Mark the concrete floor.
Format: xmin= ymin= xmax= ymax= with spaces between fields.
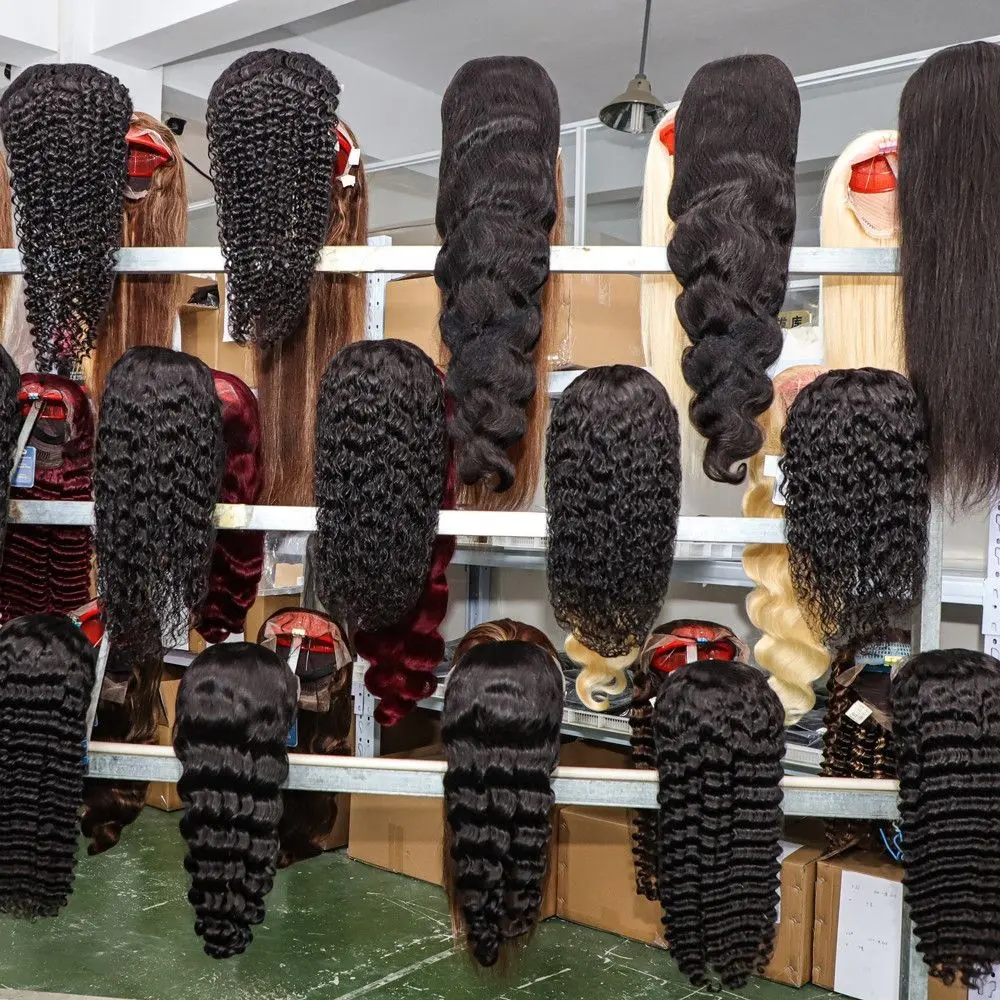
xmin=0 ymin=810 xmax=841 ymax=1000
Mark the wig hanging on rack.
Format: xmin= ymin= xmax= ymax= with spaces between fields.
xmin=821 ymin=131 xmax=904 ymax=373
xmin=0 ymin=345 xmax=18 ymax=550
xmin=546 ymin=365 xmax=681 ymax=710
xmin=741 ymin=365 xmax=830 ymax=722
xmin=0 ymin=149 xmax=18 ymax=360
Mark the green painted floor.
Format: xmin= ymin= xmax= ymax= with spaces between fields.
xmin=0 ymin=809 xmax=841 ymax=1000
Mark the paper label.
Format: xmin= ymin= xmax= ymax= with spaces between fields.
xmin=834 ymin=871 xmax=902 ymax=1000
xmin=846 ymin=701 xmax=874 ymax=726
xmin=969 ymin=964 xmax=1000 ymax=998
xmin=12 ymin=445 xmax=35 ymax=488
xmin=762 ymin=453 xmax=786 ymax=506
xmin=774 ymin=840 xmax=802 ymax=924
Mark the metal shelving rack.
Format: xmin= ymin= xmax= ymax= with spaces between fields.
xmin=5 ymin=244 xmax=937 ymax=1000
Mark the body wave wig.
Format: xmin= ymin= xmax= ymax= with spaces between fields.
xmin=0 ymin=614 xmax=95 ymax=918
xmin=314 ymin=339 xmax=448 ymax=634
xmin=174 ymin=642 xmax=297 ymax=958
xmin=0 ymin=345 xmax=18 ymax=547
xmin=821 ymin=131 xmax=904 ymax=372
xmin=0 ymin=63 xmax=131 ymax=374
xmin=655 ymin=660 xmax=784 ymax=990
xmin=435 ymin=56 xmax=560 ymax=498
xmin=443 ymin=619 xmax=564 ymax=967
xmin=667 ymin=55 xmax=799 ymax=484
xmin=256 ymin=121 xmax=368 ymax=506
xmin=207 ymin=49 xmax=340 ymax=347
xmin=742 ymin=365 xmax=830 ymax=722
xmin=546 ymin=365 xmax=680 ymax=709
xmin=893 ymin=649 xmax=1000 ymax=989
xmin=898 ymin=41 xmax=1000 ymax=503
xmin=780 ymin=368 xmax=929 ymax=648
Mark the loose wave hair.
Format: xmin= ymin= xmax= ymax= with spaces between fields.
xmin=0 ymin=613 xmax=96 ymax=918
xmin=780 ymin=367 xmax=930 ymax=648
xmin=207 ymin=49 xmax=340 ymax=347
xmin=174 ymin=642 xmax=297 ymax=958
xmin=314 ymin=339 xmax=448 ymax=631
xmin=443 ymin=619 xmax=564 ymax=967
xmin=667 ymin=54 xmax=799 ymax=484
xmin=898 ymin=41 xmax=1000 ymax=504
xmin=0 ymin=345 xmax=18 ymax=547
xmin=654 ymin=660 xmax=784 ymax=990
xmin=435 ymin=56 xmax=560 ymax=494
xmin=0 ymin=63 xmax=132 ymax=374
xmin=893 ymin=649 xmax=1000 ymax=989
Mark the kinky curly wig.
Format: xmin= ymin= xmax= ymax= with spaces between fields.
xmin=174 ymin=642 xmax=297 ymax=958
xmin=654 ymin=660 xmax=785 ymax=990
xmin=899 ymin=41 xmax=1000 ymax=504
xmin=780 ymin=367 xmax=930 ymax=648
xmin=207 ymin=49 xmax=340 ymax=347
xmin=667 ymin=54 xmax=799 ymax=484
xmin=892 ymin=649 xmax=1000 ymax=989
xmin=443 ymin=619 xmax=564 ymax=967
xmin=0 ymin=614 xmax=96 ymax=918
xmin=435 ymin=56 xmax=560 ymax=494
xmin=0 ymin=63 xmax=132 ymax=374
xmin=314 ymin=339 xmax=448 ymax=631
xmin=546 ymin=365 xmax=680 ymax=707
xmin=0 ymin=345 xmax=18 ymax=546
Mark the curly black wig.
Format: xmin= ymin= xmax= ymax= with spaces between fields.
xmin=779 ymin=367 xmax=930 ymax=649
xmin=893 ymin=649 xmax=1000 ymax=989
xmin=174 ymin=641 xmax=297 ymax=958
xmin=667 ymin=54 xmax=799 ymax=484
xmin=314 ymin=339 xmax=448 ymax=631
xmin=443 ymin=620 xmax=564 ymax=967
xmin=0 ymin=63 xmax=132 ymax=374
xmin=207 ymin=49 xmax=340 ymax=347
xmin=654 ymin=659 xmax=784 ymax=990
xmin=0 ymin=613 xmax=96 ymax=918
xmin=899 ymin=41 xmax=1000 ymax=504
xmin=435 ymin=56 xmax=560 ymax=492
xmin=546 ymin=365 xmax=681 ymax=658
xmin=0 ymin=344 xmax=19 ymax=546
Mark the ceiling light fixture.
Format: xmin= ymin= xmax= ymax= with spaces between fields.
xmin=599 ymin=0 xmax=666 ymax=136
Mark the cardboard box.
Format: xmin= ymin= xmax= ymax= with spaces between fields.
xmin=179 ymin=273 xmax=256 ymax=388
xmin=813 ymin=851 xmax=964 ymax=1000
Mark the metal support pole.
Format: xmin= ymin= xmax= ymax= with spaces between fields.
xmin=466 ymin=564 xmax=494 ymax=630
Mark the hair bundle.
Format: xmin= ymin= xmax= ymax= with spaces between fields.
xmin=667 ymin=54 xmax=799 ymax=484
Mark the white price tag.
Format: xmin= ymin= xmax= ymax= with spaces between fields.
xmin=762 ymin=453 xmax=787 ymax=506
xmin=845 ymin=700 xmax=873 ymax=726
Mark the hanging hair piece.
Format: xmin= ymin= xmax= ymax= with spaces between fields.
xmin=174 ymin=642 xmax=297 ymax=958
xmin=667 ymin=54 xmax=799 ymax=484
xmin=207 ymin=49 xmax=340 ymax=347
xmin=546 ymin=365 xmax=681 ymax=709
xmin=0 ymin=345 xmax=18 ymax=547
xmin=0 ymin=63 xmax=132 ymax=374
xmin=0 ymin=150 xmax=16 ymax=347
xmin=655 ymin=660 xmax=785 ymax=990
xmin=443 ymin=619 xmax=564 ymax=967
xmin=780 ymin=367 xmax=929 ymax=648
xmin=893 ymin=649 xmax=1000 ymax=989
xmin=435 ymin=56 xmax=560 ymax=495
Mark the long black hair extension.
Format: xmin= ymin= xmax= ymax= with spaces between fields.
xmin=442 ymin=619 xmax=564 ymax=967
xmin=898 ymin=41 xmax=1000 ymax=504
xmin=893 ymin=649 xmax=1000 ymax=989
xmin=314 ymin=339 xmax=447 ymax=631
xmin=435 ymin=56 xmax=560 ymax=492
xmin=174 ymin=641 xmax=297 ymax=958
xmin=654 ymin=659 xmax=784 ymax=990
xmin=0 ymin=63 xmax=132 ymax=374
xmin=0 ymin=613 xmax=96 ymax=918
xmin=780 ymin=367 xmax=930 ymax=648
xmin=667 ymin=54 xmax=799 ymax=484
xmin=0 ymin=345 xmax=19 ymax=546
xmin=207 ymin=49 xmax=340 ymax=347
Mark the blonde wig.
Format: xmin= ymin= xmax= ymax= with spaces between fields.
xmin=567 ymin=634 xmax=637 ymax=711
xmin=742 ymin=365 xmax=830 ymax=723
xmin=0 ymin=151 xmax=15 ymax=351
xmin=820 ymin=130 xmax=904 ymax=373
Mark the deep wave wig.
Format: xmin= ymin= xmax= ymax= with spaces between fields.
xmin=780 ymin=367 xmax=930 ymax=648
xmin=314 ymin=339 xmax=448 ymax=631
xmin=0 ymin=345 xmax=18 ymax=547
xmin=174 ymin=642 xmax=297 ymax=958
xmin=443 ymin=619 xmax=564 ymax=967
xmin=667 ymin=54 xmax=799 ymax=484
xmin=899 ymin=41 xmax=1000 ymax=504
xmin=0 ymin=613 xmax=95 ymax=918
xmin=435 ymin=56 xmax=560 ymax=493
xmin=0 ymin=63 xmax=132 ymax=374
xmin=893 ymin=649 xmax=1000 ymax=989
xmin=207 ymin=49 xmax=340 ymax=347
xmin=654 ymin=660 xmax=784 ymax=990
xmin=546 ymin=365 xmax=680 ymax=671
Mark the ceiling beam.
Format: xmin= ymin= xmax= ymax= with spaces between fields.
xmin=0 ymin=0 xmax=58 ymax=65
